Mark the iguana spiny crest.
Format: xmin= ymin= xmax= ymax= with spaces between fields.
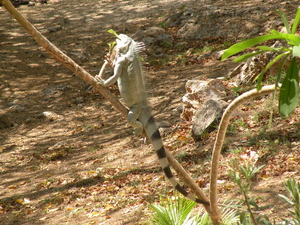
xmin=96 ymin=34 xmax=209 ymax=205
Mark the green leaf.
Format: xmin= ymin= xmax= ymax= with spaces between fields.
xmin=269 ymin=30 xmax=300 ymax=44
xmin=249 ymin=198 xmax=259 ymax=209
xmin=293 ymin=45 xmax=300 ymax=57
xmin=292 ymin=6 xmax=300 ymax=34
xmin=257 ymin=46 xmax=291 ymax=53
xmin=277 ymin=10 xmax=292 ymax=34
xmin=258 ymin=216 xmax=272 ymax=225
xmin=107 ymin=41 xmax=116 ymax=51
xmin=255 ymin=52 xmax=290 ymax=90
xmin=278 ymin=194 xmax=294 ymax=205
xmin=150 ymin=197 xmax=199 ymax=225
xmin=275 ymin=54 xmax=290 ymax=87
xmin=252 ymin=165 xmax=265 ymax=175
xmin=221 ymin=34 xmax=284 ymax=60
xmin=107 ymin=29 xmax=119 ymax=38
xmin=256 ymin=46 xmax=278 ymax=51
xmin=279 ymin=57 xmax=299 ymax=116
xmin=233 ymin=50 xmax=265 ymax=63
xmin=221 ymin=206 xmax=240 ymax=224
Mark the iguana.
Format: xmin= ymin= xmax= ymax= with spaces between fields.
xmin=96 ymin=34 xmax=209 ymax=205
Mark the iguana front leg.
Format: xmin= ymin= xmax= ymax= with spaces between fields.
xmin=95 ymin=60 xmax=109 ymax=82
xmin=96 ymin=46 xmax=117 ymax=81
xmin=96 ymin=57 xmax=123 ymax=86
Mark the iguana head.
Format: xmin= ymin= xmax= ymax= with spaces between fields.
xmin=116 ymin=34 xmax=132 ymax=53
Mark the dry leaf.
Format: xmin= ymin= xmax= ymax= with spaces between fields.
xmin=15 ymin=199 xmax=23 ymax=204
xmin=8 ymin=185 xmax=17 ymax=190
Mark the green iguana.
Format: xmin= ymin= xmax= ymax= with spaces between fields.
xmin=96 ymin=34 xmax=209 ymax=205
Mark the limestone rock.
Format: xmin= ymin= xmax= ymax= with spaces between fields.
xmin=181 ymin=79 xmax=235 ymax=141
xmin=191 ymin=98 xmax=228 ymax=141
xmin=36 ymin=111 xmax=62 ymax=121
xmin=181 ymin=79 xmax=230 ymax=121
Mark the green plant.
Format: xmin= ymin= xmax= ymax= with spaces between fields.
xmin=278 ymin=178 xmax=300 ymax=224
xmin=194 ymin=46 xmax=215 ymax=55
xmin=149 ymin=196 xmax=240 ymax=225
xmin=161 ymin=41 xmax=173 ymax=49
xmin=176 ymin=153 xmax=188 ymax=163
xmin=231 ymin=86 xmax=253 ymax=96
xmin=222 ymin=8 xmax=300 ymax=117
xmin=228 ymin=163 xmax=266 ymax=225
xmin=159 ymin=22 xmax=167 ymax=28
xmin=150 ymin=196 xmax=200 ymax=225
xmin=107 ymin=29 xmax=119 ymax=51
xmin=226 ymin=117 xmax=247 ymax=136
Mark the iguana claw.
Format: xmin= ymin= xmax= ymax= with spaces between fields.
xmin=95 ymin=76 xmax=105 ymax=85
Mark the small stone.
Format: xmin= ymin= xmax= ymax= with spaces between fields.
xmin=213 ymin=50 xmax=226 ymax=60
xmin=74 ymin=97 xmax=84 ymax=104
xmin=142 ymin=26 xmax=166 ymax=38
xmin=0 ymin=114 xmax=13 ymax=129
xmin=9 ymin=104 xmax=25 ymax=113
xmin=25 ymin=117 xmax=34 ymax=123
xmin=36 ymin=111 xmax=61 ymax=121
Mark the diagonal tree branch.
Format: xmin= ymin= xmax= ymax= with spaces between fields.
xmin=0 ymin=0 xmax=211 ymax=213
xmin=0 ymin=0 xmax=128 ymax=118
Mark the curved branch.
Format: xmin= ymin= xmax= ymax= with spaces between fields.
xmin=209 ymin=85 xmax=276 ymax=222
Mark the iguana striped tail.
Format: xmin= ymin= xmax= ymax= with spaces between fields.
xmin=139 ymin=110 xmax=210 ymax=205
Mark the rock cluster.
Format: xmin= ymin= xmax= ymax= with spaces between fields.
xmin=181 ymin=79 xmax=235 ymax=141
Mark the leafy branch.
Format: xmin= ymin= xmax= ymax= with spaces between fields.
xmin=222 ymin=8 xmax=300 ymax=117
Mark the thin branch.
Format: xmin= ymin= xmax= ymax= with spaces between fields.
xmin=165 ymin=150 xmax=212 ymax=215
xmin=209 ymin=85 xmax=276 ymax=223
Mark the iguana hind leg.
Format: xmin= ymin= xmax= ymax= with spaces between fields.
xmin=128 ymin=105 xmax=143 ymax=136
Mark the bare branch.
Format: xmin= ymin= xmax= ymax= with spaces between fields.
xmin=209 ymin=85 xmax=276 ymax=223
xmin=165 ymin=150 xmax=212 ymax=214
xmin=0 ymin=0 xmax=210 ymax=213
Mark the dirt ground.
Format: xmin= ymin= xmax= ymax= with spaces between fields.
xmin=1 ymin=0 xmax=300 ymax=224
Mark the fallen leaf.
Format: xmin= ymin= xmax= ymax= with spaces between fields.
xmin=29 ymin=166 xmax=37 ymax=171
xmin=104 ymin=204 xmax=114 ymax=210
xmin=49 ymin=208 xmax=59 ymax=212
xmin=39 ymin=217 xmax=47 ymax=221
xmin=88 ymin=170 xmax=97 ymax=176
xmin=15 ymin=199 xmax=23 ymax=204
xmin=87 ymin=211 xmax=100 ymax=218
xmin=8 ymin=185 xmax=17 ymax=190
xmin=26 ymin=210 xmax=33 ymax=214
